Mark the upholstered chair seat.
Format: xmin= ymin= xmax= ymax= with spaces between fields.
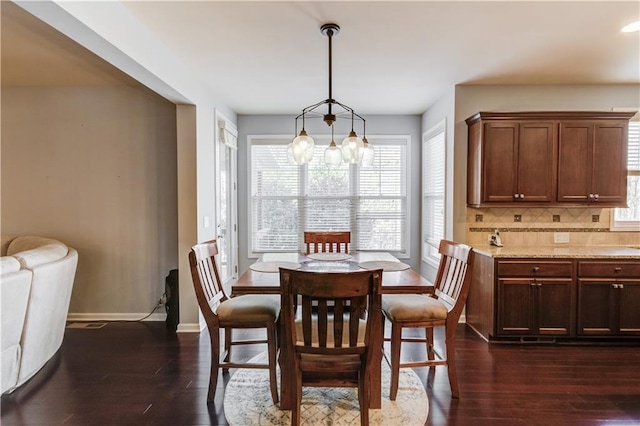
xmin=382 ymin=294 xmax=448 ymax=322
xmin=217 ymin=295 xmax=280 ymax=324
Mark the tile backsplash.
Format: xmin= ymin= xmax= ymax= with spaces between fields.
xmin=466 ymin=207 xmax=639 ymax=246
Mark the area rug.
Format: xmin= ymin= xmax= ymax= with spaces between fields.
xmin=224 ymin=353 xmax=428 ymax=425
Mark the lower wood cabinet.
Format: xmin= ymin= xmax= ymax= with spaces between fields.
xmin=466 ymin=254 xmax=640 ymax=341
xmin=496 ymin=261 xmax=573 ymax=336
xmin=577 ymin=261 xmax=640 ymax=336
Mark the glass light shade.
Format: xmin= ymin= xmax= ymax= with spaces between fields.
xmin=341 ymin=131 xmax=364 ymax=163
xmin=361 ymin=138 xmax=374 ymax=167
xmin=324 ymin=141 xmax=343 ymax=168
xmin=286 ymin=142 xmax=296 ymax=165
xmin=291 ymin=130 xmax=315 ymax=164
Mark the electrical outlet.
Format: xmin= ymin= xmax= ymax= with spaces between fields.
xmin=554 ymin=232 xmax=570 ymax=244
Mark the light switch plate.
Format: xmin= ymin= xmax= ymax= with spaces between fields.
xmin=554 ymin=232 xmax=570 ymax=244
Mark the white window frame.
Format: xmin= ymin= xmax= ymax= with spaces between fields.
xmin=247 ymin=134 xmax=411 ymax=258
xmin=611 ymin=109 xmax=640 ymax=232
xmin=422 ymin=120 xmax=446 ymax=267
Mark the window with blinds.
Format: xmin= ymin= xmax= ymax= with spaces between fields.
xmin=612 ymin=112 xmax=640 ymax=231
xmin=422 ymin=121 xmax=446 ymax=264
xmin=250 ymin=136 xmax=408 ymax=254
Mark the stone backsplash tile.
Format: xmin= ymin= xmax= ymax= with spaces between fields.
xmin=466 ymin=207 xmax=638 ymax=246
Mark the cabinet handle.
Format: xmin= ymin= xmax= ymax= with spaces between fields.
xmin=612 ymin=283 xmax=624 ymax=289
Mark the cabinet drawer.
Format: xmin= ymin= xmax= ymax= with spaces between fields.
xmin=497 ymin=261 xmax=573 ymax=277
xmin=578 ymin=261 xmax=640 ymax=278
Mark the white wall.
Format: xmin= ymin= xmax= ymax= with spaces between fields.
xmin=237 ymin=114 xmax=422 ymax=274
xmin=1 ymin=86 xmax=178 ymax=317
xmin=8 ymin=1 xmax=238 ymax=330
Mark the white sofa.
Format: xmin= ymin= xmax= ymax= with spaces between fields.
xmin=1 ymin=236 xmax=78 ymax=394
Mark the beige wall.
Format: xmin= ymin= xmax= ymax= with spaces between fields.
xmin=1 ymin=85 xmax=178 ymax=317
xmin=453 ymin=84 xmax=640 ymax=247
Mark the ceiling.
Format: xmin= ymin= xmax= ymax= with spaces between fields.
xmin=2 ymin=1 xmax=639 ymax=115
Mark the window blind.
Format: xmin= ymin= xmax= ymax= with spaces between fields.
xmin=250 ymin=136 xmax=408 ymax=254
xmin=422 ymin=123 xmax=446 ymax=262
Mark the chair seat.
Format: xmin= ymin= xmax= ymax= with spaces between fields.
xmin=382 ymin=294 xmax=447 ymax=322
xmin=218 ymin=294 xmax=280 ymax=323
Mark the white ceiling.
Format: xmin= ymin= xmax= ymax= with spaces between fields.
xmin=2 ymin=1 xmax=639 ymax=115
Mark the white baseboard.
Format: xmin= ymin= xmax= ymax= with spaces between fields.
xmin=67 ymin=312 xmax=167 ymax=322
xmin=177 ymin=323 xmax=203 ymax=333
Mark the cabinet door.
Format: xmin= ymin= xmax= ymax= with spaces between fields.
xmin=558 ymin=122 xmax=592 ymax=203
xmin=517 ymin=122 xmax=555 ymax=202
xmin=482 ymin=123 xmax=518 ymax=203
xmin=497 ymin=279 xmax=535 ymax=335
xmin=591 ymin=122 xmax=628 ymax=204
xmin=577 ymin=279 xmax=616 ymax=335
xmin=618 ymin=281 xmax=640 ymax=335
xmin=536 ymin=279 xmax=573 ymax=336
xmin=558 ymin=121 xmax=628 ymax=205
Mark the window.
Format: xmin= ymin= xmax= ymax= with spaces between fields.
xmin=611 ymin=111 xmax=640 ymax=231
xmin=422 ymin=120 xmax=446 ymax=265
xmin=249 ymin=135 xmax=409 ymax=256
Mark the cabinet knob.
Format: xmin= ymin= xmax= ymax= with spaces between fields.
xmin=619 ymin=284 xmax=624 ymax=289
xmin=514 ymin=194 xmax=520 ymax=199
xmin=594 ymin=194 xmax=599 ymax=200
xmin=520 ymin=193 xmax=525 ymax=199
xmin=614 ymin=267 xmax=622 ymax=273
xmin=530 ymin=281 xmax=537 ymax=286
xmin=588 ymin=193 xmax=594 ymax=200
xmin=533 ymin=266 xmax=540 ymax=273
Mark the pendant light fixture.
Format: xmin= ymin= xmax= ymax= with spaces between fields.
xmin=291 ymin=23 xmax=372 ymax=167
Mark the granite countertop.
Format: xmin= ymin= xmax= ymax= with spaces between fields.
xmin=472 ymin=245 xmax=640 ymax=259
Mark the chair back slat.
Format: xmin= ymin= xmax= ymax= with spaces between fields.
xmin=433 ymin=240 xmax=475 ymax=317
xmin=189 ymin=240 xmax=228 ymax=328
xmin=304 ymin=231 xmax=351 ymax=254
xmin=280 ymin=268 xmax=382 ymax=353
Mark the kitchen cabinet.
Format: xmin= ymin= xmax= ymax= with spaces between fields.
xmin=577 ymin=261 xmax=640 ymax=336
xmin=496 ymin=260 xmax=573 ymax=337
xmin=465 ymin=248 xmax=640 ymax=342
xmin=557 ymin=121 xmax=629 ymax=205
xmin=466 ymin=111 xmax=635 ymax=207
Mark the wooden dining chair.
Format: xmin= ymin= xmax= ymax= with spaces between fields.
xmin=189 ymin=240 xmax=279 ymax=404
xmin=381 ymin=239 xmax=475 ymax=399
xmin=304 ymin=231 xmax=351 ymax=254
xmin=279 ymin=268 xmax=383 ymax=426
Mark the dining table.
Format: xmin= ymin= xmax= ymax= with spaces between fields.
xmin=231 ymin=251 xmax=434 ymax=410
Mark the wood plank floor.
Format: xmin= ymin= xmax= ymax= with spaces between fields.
xmin=2 ymin=321 xmax=639 ymax=425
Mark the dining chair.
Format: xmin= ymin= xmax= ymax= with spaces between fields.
xmin=304 ymin=231 xmax=351 ymax=254
xmin=381 ymin=239 xmax=475 ymax=399
xmin=279 ymin=268 xmax=383 ymax=426
xmin=189 ymin=240 xmax=279 ymax=404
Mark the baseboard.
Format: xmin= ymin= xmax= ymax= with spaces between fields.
xmin=177 ymin=323 xmax=203 ymax=333
xmin=67 ymin=312 xmax=167 ymax=322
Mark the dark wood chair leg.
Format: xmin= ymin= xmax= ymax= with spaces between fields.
xmin=389 ymin=322 xmax=403 ymax=401
xmin=426 ymin=327 xmax=435 ymax=360
xmin=291 ymin=370 xmax=302 ymax=426
xmin=445 ymin=323 xmax=459 ymax=398
xmin=223 ymin=327 xmax=232 ymax=367
xmin=266 ymin=321 xmax=279 ymax=404
xmin=207 ymin=327 xmax=221 ymax=402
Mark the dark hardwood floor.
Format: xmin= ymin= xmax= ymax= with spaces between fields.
xmin=2 ymin=321 xmax=639 ymax=425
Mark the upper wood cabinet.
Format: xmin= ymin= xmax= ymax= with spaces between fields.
xmin=558 ymin=120 xmax=629 ymax=205
xmin=466 ymin=111 xmax=636 ymax=208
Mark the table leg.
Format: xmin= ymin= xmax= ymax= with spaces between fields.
xmin=278 ymin=320 xmax=293 ymax=410
xmin=369 ymin=314 xmax=383 ymax=409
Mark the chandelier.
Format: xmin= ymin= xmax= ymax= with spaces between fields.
xmin=288 ymin=23 xmax=374 ymax=167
